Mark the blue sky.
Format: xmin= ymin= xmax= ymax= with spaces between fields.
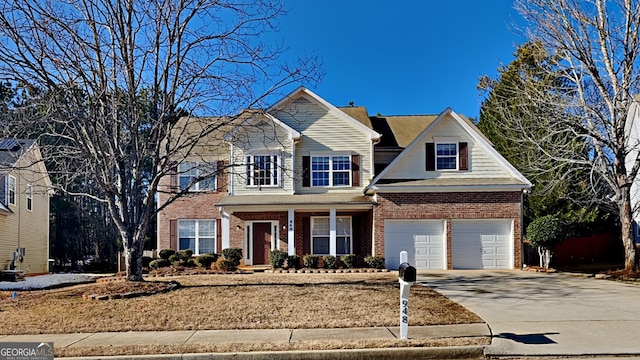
xmin=273 ymin=1 xmax=526 ymax=119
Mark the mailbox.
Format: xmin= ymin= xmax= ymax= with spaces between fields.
xmin=398 ymin=262 xmax=416 ymax=282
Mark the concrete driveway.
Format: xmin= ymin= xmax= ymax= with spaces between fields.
xmin=417 ymin=270 xmax=640 ymax=356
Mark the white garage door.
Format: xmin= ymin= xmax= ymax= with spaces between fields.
xmin=384 ymin=220 xmax=445 ymax=270
xmin=451 ymin=220 xmax=513 ymax=269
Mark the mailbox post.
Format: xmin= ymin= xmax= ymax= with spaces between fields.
xmin=398 ymin=251 xmax=416 ymax=340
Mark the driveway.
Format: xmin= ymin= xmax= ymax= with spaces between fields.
xmin=417 ymin=270 xmax=640 ymax=356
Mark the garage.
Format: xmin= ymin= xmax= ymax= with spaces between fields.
xmin=384 ymin=220 xmax=445 ymax=270
xmin=451 ymin=220 xmax=513 ymax=269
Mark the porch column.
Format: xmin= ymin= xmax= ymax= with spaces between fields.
xmin=329 ymin=208 xmax=337 ymax=256
xmin=221 ymin=211 xmax=230 ymax=250
xmin=288 ymin=208 xmax=295 ymax=255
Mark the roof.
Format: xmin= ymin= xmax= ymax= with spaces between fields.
xmin=338 ymin=107 xmax=488 ymax=148
xmin=0 ymin=139 xmax=36 ymax=172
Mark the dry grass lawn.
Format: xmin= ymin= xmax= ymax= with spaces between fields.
xmin=0 ymin=272 xmax=487 ymax=357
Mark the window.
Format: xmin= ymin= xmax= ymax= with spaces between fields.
xmin=26 ymin=185 xmax=32 ymax=211
xmin=178 ymin=220 xmax=215 ymax=255
xmin=426 ymin=142 xmax=468 ymax=171
xmin=178 ymin=162 xmax=216 ymax=191
xmin=246 ymin=155 xmax=279 ymax=186
xmin=311 ymin=155 xmax=351 ymax=187
xmin=436 ymin=143 xmax=457 ymax=170
xmin=311 ymin=217 xmax=352 ymax=255
xmin=7 ymin=175 xmax=16 ymax=206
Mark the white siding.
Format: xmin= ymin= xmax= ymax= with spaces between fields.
xmin=272 ymin=96 xmax=374 ymax=194
xmin=382 ymin=114 xmax=512 ymax=180
xmin=230 ymin=120 xmax=294 ymax=195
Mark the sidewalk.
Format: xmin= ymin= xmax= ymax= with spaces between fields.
xmin=0 ymin=324 xmax=489 ymax=360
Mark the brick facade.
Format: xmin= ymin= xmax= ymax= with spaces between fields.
xmin=373 ymin=191 xmax=523 ymax=269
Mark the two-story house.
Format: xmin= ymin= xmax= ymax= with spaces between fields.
xmin=0 ymin=139 xmax=52 ymax=274
xmin=157 ymin=87 xmax=531 ymax=270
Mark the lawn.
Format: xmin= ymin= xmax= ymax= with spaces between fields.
xmin=0 ymin=272 xmax=486 ymax=357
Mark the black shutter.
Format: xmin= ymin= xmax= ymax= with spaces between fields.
xmin=426 ymin=143 xmax=435 ymax=171
xmin=302 ymin=156 xmax=310 ymax=187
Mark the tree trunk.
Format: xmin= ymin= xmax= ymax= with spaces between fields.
xmin=619 ymin=187 xmax=638 ymax=271
xmin=538 ymin=247 xmax=544 ymax=268
xmin=123 ymin=232 xmax=144 ymax=281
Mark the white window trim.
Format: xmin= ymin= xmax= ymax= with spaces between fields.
xmin=311 ymin=216 xmax=353 ymax=256
xmin=310 ymin=153 xmax=352 ymax=188
xmin=435 ymin=142 xmax=459 ymax=171
xmin=7 ymin=175 xmax=16 ymax=206
xmin=178 ymin=162 xmax=217 ymax=192
xmin=177 ymin=219 xmax=217 ymax=255
xmin=245 ymin=154 xmax=280 ymax=187
xmin=26 ymin=184 xmax=33 ymax=211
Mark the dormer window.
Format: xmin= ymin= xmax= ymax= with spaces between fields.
xmin=426 ymin=142 xmax=468 ymax=171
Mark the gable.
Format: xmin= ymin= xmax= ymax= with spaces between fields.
xmin=371 ymin=109 xmax=531 ymax=190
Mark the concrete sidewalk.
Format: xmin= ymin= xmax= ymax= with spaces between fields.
xmin=0 ymin=324 xmax=489 ymax=359
xmin=418 ymin=270 xmax=640 ymax=357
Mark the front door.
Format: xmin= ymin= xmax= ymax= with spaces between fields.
xmin=252 ymin=222 xmax=272 ymax=265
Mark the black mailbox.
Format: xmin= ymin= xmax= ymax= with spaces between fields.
xmin=398 ymin=262 xmax=416 ymax=282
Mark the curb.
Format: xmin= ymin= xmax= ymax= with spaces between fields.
xmin=62 ymin=345 xmax=486 ymax=360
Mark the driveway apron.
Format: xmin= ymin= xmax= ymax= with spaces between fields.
xmin=417 ymin=270 xmax=640 ymax=356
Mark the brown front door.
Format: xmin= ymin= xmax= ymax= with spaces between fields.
xmin=252 ymin=222 xmax=272 ymax=265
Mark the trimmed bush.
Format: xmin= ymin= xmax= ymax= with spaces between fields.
xmin=341 ymin=254 xmax=357 ymax=269
xmin=179 ymin=249 xmax=193 ymax=259
xmin=184 ymin=258 xmax=197 ymax=267
xmin=364 ymin=256 xmax=386 ymax=269
xmin=214 ymin=258 xmax=235 ymax=272
xmin=168 ymin=254 xmax=181 ymax=264
xmin=196 ymin=254 xmax=218 ymax=269
xmin=159 ymin=249 xmax=176 ymax=260
xmin=222 ymin=247 xmax=243 ymax=267
xmin=303 ymin=254 xmax=319 ymax=268
xmin=286 ymin=255 xmax=301 ymax=270
xmin=269 ymin=249 xmax=288 ymax=269
xmin=149 ymin=259 xmax=170 ymax=269
xmin=322 ymin=255 xmax=337 ymax=269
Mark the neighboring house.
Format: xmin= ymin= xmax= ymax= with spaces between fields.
xmin=157 ymin=87 xmax=531 ymax=270
xmin=0 ymin=139 xmax=52 ymax=274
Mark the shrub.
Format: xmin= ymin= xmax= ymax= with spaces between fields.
xmin=159 ymin=249 xmax=176 ymax=260
xmin=149 ymin=259 xmax=170 ymax=269
xmin=285 ymin=255 xmax=301 ymax=270
xmin=168 ymin=254 xmax=181 ymax=264
xmin=179 ymin=249 xmax=193 ymax=259
xmin=341 ymin=254 xmax=357 ymax=269
xmin=221 ymin=247 xmax=243 ymax=267
xmin=364 ymin=256 xmax=386 ymax=269
xmin=322 ymin=255 xmax=337 ymax=269
xmin=214 ymin=258 xmax=235 ymax=272
xmin=185 ymin=258 xmax=197 ymax=267
xmin=269 ymin=249 xmax=288 ymax=269
xmin=303 ymin=254 xmax=319 ymax=268
xmin=196 ymin=254 xmax=218 ymax=269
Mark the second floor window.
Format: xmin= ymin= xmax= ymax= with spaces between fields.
xmin=26 ymin=185 xmax=32 ymax=211
xmin=246 ymin=155 xmax=279 ymax=186
xmin=311 ymin=155 xmax=351 ymax=187
xmin=7 ymin=175 xmax=16 ymax=205
xmin=178 ymin=162 xmax=216 ymax=191
xmin=436 ymin=143 xmax=458 ymax=170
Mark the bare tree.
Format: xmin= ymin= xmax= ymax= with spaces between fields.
xmin=489 ymin=0 xmax=640 ymax=270
xmin=0 ymin=0 xmax=321 ymax=280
